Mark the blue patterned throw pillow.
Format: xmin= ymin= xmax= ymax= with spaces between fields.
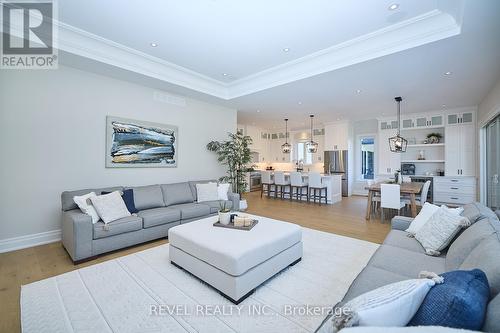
xmin=409 ymin=269 xmax=490 ymax=330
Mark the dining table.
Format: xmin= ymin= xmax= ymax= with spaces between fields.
xmin=365 ymin=181 xmax=423 ymax=220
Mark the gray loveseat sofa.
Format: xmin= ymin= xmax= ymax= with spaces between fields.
xmin=336 ymin=202 xmax=500 ymax=332
xmin=61 ymin=180 xmax=239 ymax=263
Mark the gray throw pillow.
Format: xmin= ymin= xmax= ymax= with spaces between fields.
xmin=415 ymin=207 xmax=471 ymax=256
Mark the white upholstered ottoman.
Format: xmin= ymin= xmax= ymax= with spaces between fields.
xmin=168 ymin=214 xmax=303 ymax=304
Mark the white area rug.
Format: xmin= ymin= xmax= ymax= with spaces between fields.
xmin=21 ymin=227 xmax=378 ymax=333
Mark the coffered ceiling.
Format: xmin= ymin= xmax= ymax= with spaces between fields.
xmin=24 ymin=0 xmax=500 ymax=129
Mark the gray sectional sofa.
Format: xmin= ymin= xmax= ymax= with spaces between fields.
xmin=61 ymin=180 xmax=240 ymax=263
xmin=338 ymin=202 xmax=500 ymax=332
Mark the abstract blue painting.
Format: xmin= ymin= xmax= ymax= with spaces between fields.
xmin=106 ymin=116 xmax=178 ymax=168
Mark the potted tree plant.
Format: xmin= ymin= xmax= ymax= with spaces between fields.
xmin=207 ymin=132 xmax=252 ymax=210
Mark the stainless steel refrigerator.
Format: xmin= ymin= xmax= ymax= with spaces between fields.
xmin=324 ymin=150 xmax=348 ymax=197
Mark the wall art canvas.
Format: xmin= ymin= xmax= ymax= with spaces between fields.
xmin=106 ymin=116 xmax=177 ymax=168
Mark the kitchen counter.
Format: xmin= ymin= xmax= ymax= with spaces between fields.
xmin=258 ymin=171 xmax=342 ymax=204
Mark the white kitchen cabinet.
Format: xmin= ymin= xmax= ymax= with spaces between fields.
xmin=379 ymin=119 xmax=399 ymax=130
xmin=310 ymin=135 xmax=324 ymax=163
xmin=238 ymin=125 xmax=271 ymax=162
xmin=246 ymin=125 xmax=262 ymax=151
xmin=271 ymin=139 xmax=280 ymax=162
xmin=266 ymin=137 xmax=289 ymax=163
xmin=324 ymin=122 xmax=349 ymax=150
xmin=447 ymin=111 xmax=474 ymax=125
xmin=378 ymin=128 xmax=401 ymax=175
xmin=259 ymin=137 xmax=270 ymax=163
xmin=401 ymin=117 xmax=414 ymax=129
xmin=445 ymin=123 xmax=475 ymax=176
xmin=434 ymin=176 xmax=476 ymax=205
xmin=401 ymin=114 xmax=443 ymax=129
xmin=416 ymin=114 xmax=443 ymax=128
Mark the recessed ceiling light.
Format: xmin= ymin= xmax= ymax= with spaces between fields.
xmin=256 ymin=110 xmax=260 ymax=113
xmin=298 ymin=101 xmax=302 ymax=105
xmin=442 ymin=104 xmax=446 ymax=108
xmin=356 ymin=89 xmax=362 ymax=93
xmin=150 ymin=42 xmax=158 ymax=47
xmin=388 ymin=3 xmax=399 ymax=10
xmin=222 ymin=73 xmax=229 ymax=76
xmin=283 ymin=48 xmax=290 ymax=52
xmin=444 ymin=71 xmax=452 ymax=75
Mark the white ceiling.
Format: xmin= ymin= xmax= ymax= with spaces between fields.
xmin=53 ymin=0 xmax=500 ymax=130
xmin=59 ymin=0 xmax=441 ymax=81
xmin=234 ymin=0 xmax=500 ymax=129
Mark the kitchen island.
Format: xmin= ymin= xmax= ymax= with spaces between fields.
xmin=260 ymin=171 xmax=342 ymax=204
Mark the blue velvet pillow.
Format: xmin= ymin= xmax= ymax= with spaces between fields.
xmin=409 ymin=269 xmax=490 ymax=330
xmin=101 ymin=189 xmax=138 ymax=214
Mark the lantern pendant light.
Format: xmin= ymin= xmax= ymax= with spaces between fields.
xmin=389 ymin=96 xmax=408 ymax=153
xmin=281 ymin=118 xmax=291 ymax=153
xmin=306 ymin=115 xmax=318 ymax=153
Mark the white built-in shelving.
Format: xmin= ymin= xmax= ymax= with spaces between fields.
xmin=401 ymin=160 xmax=445 ymax=163
xmin=407 ymin=143 xmax=445 ymax=148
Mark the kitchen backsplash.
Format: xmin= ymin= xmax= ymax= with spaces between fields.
xmin=254 ymin=162 xmax=324 ymax=173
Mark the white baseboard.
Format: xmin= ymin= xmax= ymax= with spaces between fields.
xmin=0 ymin=229 xmax=61 ymax=253
xmin=352 ymin=190 xmax=368 ymax=196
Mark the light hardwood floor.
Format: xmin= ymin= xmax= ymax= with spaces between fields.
xmin=0 ymin=193 xmax=389 ymax=333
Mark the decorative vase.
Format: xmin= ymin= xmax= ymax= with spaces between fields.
xmin=219 ymin=211 xmax=231 ymax=225
xmin=239 ymin=199 xmax=248 ymax=211
xmin=418 ymin=150 xmax=425 ymax=160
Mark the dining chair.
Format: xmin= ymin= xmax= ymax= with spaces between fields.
xmin=274 ymin=171 xmax=291 ymax=199
xmin=308 ymin=172 xmax=327 ymax=205
xmin=419 ymin=180 xmax=432 ymax=204
xmin=380 ymin=184 xmax=406 ymax=223
xmin=290 ymin=172 xmax=308 ymax=201
xmin=260 ymin=171 xmax=275 ymax=198
xmin=367 ymin=179 xmax=380 ymax=217
xmin=403 ymin=180 xmax=431 ymax=208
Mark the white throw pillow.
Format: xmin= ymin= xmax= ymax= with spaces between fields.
xmin=331 ymin=278 xmax=436 ymax=331
xmin=415 ymin=206 xmax=471 ymax=256
xmin=405 ymin=202 xmax=440 ymax=235
xmin=196 ymin=183 xmax=218 ymax=203
xmin=90 ymin=191 xmax=131 ymax=224
xmin=73 ymin=192 xmax=100 ymax=224
xmin=217 ymin=183 xmax=230 ymax=201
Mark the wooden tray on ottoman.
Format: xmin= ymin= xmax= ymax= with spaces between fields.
xmin=213 ymin=219 xmax=258 ymax=231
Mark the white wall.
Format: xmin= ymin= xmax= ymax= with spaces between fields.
xmin=0 ymin=66 xmax=236 ymax=245
xmin=478 ymin=76 xmax=500 ymax=127
xmin=351 ymin=119 xmax=379 ymax=196
xmin=477 ymin=75 xmax=500 ymax=203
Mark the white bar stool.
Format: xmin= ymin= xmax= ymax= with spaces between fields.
xmin=274 ymin=171 xmax=291 ymax=199
xmin=308 ymin=172 xmax=327 ymax=205
xmin=290 ymin=172 xmax=308 ymax=201
xmin=260 ymin=171 xmax=275 ymax=198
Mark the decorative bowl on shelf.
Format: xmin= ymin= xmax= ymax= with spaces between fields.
xmin=426 ymin=133 xmax=442 ymax=144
